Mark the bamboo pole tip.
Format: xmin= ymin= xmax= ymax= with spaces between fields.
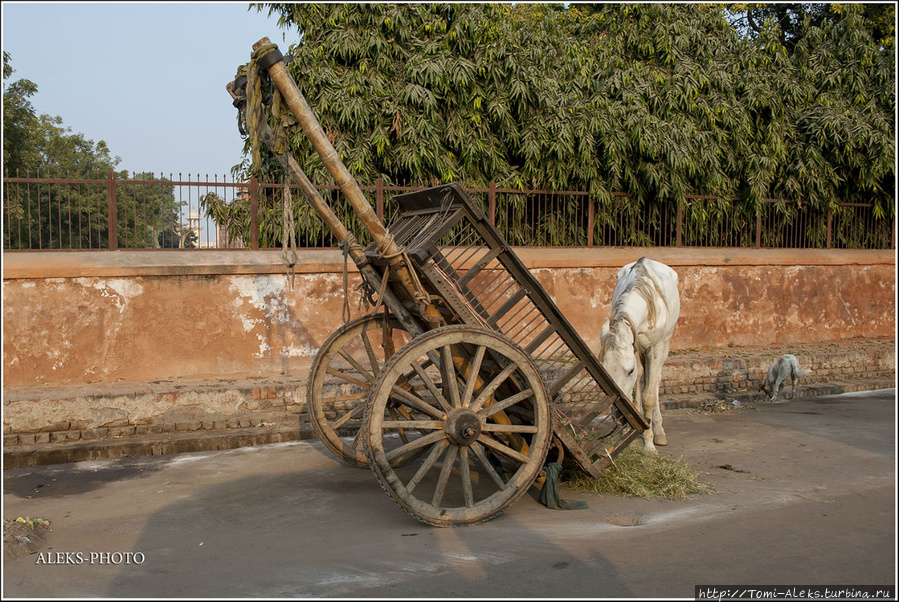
xmin=253 ymin=37 xmax=273 ymax=51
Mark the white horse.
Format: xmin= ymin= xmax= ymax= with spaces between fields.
xmin=599 ymin=257 xmax=680 ymax=453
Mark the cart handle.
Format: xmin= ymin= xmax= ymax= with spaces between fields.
xmin=251 ymin=38 xmax=430 ymax=307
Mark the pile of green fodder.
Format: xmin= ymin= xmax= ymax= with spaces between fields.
xmin=562 ymin=446 xmax=714 ymax=501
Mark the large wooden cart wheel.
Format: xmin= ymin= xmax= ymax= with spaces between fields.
xmin=307 ymin=313 xmax=413 ymax=467
xmin=364 ymin=325 xmax=552 ymax=526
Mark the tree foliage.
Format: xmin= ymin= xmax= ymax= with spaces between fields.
xmin=240 ymin=2 xmax=893 ymax=222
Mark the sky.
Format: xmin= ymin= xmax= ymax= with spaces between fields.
xmin=2 ymin=1 xmax=289 ymax=179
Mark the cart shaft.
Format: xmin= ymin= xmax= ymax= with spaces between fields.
xmin=253 ymin=38 xmax=431 ymax=317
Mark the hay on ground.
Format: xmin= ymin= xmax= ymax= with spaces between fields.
xmin=561 ymin=446 xmax=714 ymax=500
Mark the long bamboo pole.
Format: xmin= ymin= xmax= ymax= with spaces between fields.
xmin=227 ymin=83 xmax=426 ymax=336
xmin=236 ymin=43 xmax=524 ymax=442
xmin=252 ymin=38 xmax=431 ymax=315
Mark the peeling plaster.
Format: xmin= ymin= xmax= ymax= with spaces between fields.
xmin=3 ymin=257 xmax=892 ymax=388
xmin=80 ymin=278 xmax=144 ymax=313
xmin=228 ymin=276 xmax=299 ymax=359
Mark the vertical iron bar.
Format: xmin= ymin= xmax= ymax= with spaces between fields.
xmin=107 ymin=170 xmax=118 ymax=250
xmin=66 ymin=176 xmax=73 ymax=248
xmin=376 ymin=177 xmax=384 ymax=222
xmin=488 ymin=181 xmax=496 ymax=226
xmin=755 ymin=204 xmax=762 ymax=248
xmin=587 ymin=196 xmax=594 ymax=247
xmin=826 ymin=210 xmax=833 ymax=249
xmin=250 ymin=175 xmax=259 ymax=250
xmin=55 ymin=176 xmax=61 ymax=249
xmin=675 ymin=200 xmax=682 ymax=247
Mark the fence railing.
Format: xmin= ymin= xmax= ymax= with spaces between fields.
xmin=3 ymin=170 xmax=895 ymax=251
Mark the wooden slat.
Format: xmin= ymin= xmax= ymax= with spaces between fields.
xmin=457 ymin=247 xmax=502 ymax=286
xmin=486 ymin=288 xmax=527 ymax=327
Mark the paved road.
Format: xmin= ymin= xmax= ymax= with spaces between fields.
xmin=3 ymin=390 xmax=895 ymax=598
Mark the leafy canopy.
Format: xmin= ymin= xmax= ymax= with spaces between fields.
xmin=241 ymin=3 xmax=893 ymax=218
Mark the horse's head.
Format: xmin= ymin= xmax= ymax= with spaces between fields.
xmin=599 ymin=317 xmax=639 ymax=399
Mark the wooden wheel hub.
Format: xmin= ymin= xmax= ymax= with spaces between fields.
xmin=443 ymin=408 xmax=481 ymax=446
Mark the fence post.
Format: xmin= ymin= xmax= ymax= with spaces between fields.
xmin=488 ymin=181 xmax=496 ymax=225
xmin=107 ymin=170 xmax=118 ymax=250
xmin=249 ymin=176 xmax=260 ymax=250
xmin=587 ymin=198 xmax=594 ymax=247
xmin=755 ymin=208 xmax=762 ymax=248
xmin=675 ymin=201 xmax=682 ymax=247
xmin=376 ymin=177 xmax=384 ymax=222
xmin=826 ymin=210 xmax=833 ymax=249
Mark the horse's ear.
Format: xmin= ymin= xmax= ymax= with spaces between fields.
xmin=600 ymin=318 xmax=610 ymax=337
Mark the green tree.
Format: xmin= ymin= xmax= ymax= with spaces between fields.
xmin=726 ymin=3 xmax=894 ymax=55
xmin=3 ymin=51 xmax=41 ymax=175
xmin=228 ymin=3 xmax=893 ymax=246
xmin=3 ymin=54 xmax=196 ymax=249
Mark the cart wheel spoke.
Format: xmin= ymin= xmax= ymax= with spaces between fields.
xmin=326 ymin=367 xmax=373 ymax=390
xmin=459 ymin=447 xmax=474 ymax=507
xmin=476 ymin=433 xmax=531 ymax=464
xmin=441 ymin=344 xmax=462 ymax=409
xmin=469 ymin=362 xmax=519 ymax=412
xmin=461 ymin=345 xmax=487 ymax=408
xmin=351 ymin=426 xmax=365 ymax=453
xmin=388 ymin=384 xmax=445 ymax=419
xmin=360 ymin=330 xmax=380 ymax=379
xmin=470 ymin=442 xmax=508 ymax=490
xmin=431 ymin=445 xmax=458 ymax=507
xmin=480 ymin=388 xmax=536 ymax=420
xmin=409 ymin=360 xmax=453 ymax=414
xmin=385 ymin=430 xmax=446 ymax=464
xmin=307 ymin=314 xmax=412 ymax=467
xmin=365 ymin=325 xmax=551 ymax=526
xmin=332 ymin=401 xmax=366 ymax=430
xmin=406 ymin=439 xmax=449 ymax=494
xmin=337 ymin=349 xmax=375 ymax=385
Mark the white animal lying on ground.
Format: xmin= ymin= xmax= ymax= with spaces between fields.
xmin=760 ymin=353 xmax=811 ymax=401
xmin=599 ymin=257 xmax=680 ymax=454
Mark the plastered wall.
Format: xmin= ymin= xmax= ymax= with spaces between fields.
xmin=3 ymin=248 xmax=894 ymax=388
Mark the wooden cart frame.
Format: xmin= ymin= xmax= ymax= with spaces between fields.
xmin=229 ymin=38 xmax=649 ymax=526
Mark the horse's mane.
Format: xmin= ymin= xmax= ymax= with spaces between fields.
xmin=609 ymin=259 xmax=669 ymax=332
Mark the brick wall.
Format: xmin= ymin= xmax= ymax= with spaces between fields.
xmin=660 ymin=340 xmax=896 ymax=397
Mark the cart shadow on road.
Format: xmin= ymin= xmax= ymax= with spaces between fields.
xmin=5 ymin=390 xmax=894 ymax=598
xmin=100 ymin=450 xmax=635 ymax=598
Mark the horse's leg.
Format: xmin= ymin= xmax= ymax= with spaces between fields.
xmin=632 ymin=353 xmax=656 ymax=453
xmin=643 ymin=342 xmax=670 ymax=447
xmin=771 ymin=369 xmax=786 ymax=401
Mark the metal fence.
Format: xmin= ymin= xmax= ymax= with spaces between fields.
xmin=3 ymin=170 xmax=894 ymax=251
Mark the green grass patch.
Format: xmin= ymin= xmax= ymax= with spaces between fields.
xmin=561 ymin=446 xmax=714 ymax=501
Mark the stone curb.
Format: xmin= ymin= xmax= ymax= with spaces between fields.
xmin=660 ymin=378 xmax=895 ymax=410
xmin=3 ymin=425 xmax=315 ymax=470
xmin=4 ymin=378 xmax=892 ymax=470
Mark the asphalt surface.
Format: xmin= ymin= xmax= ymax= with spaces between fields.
xmin=2 ymin=389 xmax=896 ymax=599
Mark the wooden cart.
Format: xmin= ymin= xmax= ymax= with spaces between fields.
xmin=228 ymin=38 xmax=649 ymax=526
